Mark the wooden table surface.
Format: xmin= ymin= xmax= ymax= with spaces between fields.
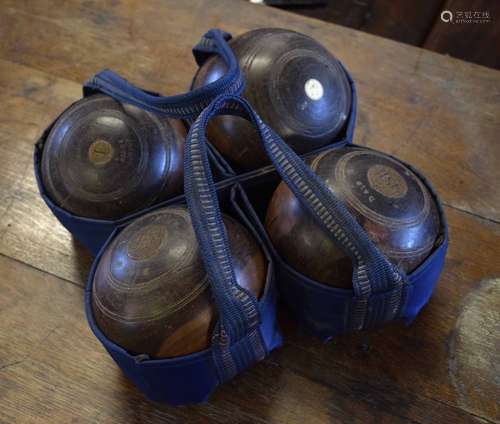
xmin=1 ymin=1 xmax=499 ymax=423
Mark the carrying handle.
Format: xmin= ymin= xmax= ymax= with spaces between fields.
xmin=83 ymin=29 xmax=243 ymax=121
xmin=191 ymin=94 xmax=407 ymax=331
xmin=184 ymin=100 xmax=266 ymax=384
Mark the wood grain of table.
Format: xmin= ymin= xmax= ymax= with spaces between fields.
xmin=0 ymin=1 xmax=499 ymax=423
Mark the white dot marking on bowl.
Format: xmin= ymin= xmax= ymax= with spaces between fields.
xmin=304 ymin=78 xmax=324 ymax=101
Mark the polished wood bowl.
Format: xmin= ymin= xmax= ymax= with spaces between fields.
xmin=193 ymin=28 xmax=351 ymax=170
xmin=265 ymin=146 xmax=440 ymax=288
xmin=92 ymin=206 xmax=267 ymax=358
xmin=41 ymin=94 xmax=185 ymax=220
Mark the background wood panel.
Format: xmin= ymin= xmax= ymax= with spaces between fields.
xmin=290 ymin=0 xmax=444 ymax=45
xmin=266 ymin=0 xmax=500 ymax=69
xmin=424 ymin=0 xmax=500 ymax=69
xmin=0 ymin=1 xmax=499 ymax=423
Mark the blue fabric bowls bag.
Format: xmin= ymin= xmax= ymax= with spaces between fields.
xmin=192 ymin=94 xmax=448 ymax=342
xmin=85 ymin=185 xmax=282 ymax=405
xmin=34 ymin=29 xmax=244 ymax=255
xmin=85 ymin=106 xmax=283 ymax=404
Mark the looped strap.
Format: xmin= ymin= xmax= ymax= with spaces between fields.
xmin=184 ymin=99 xmax=266 ymax=383
xmin=83 ymin=29 xmax=243 ymax=121
xmin=194 ymin=94 xmax=408 ymax=332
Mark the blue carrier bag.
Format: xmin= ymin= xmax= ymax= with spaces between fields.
xmin=84 ymin=116 xmax=282 ymax=404
xmin=34 ymin=29 xmax=243 ymax=255
xmin=189 ymin=94 xmax=448 ymax=341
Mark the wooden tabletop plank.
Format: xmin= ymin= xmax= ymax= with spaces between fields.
xmin=0 ymin=0 xmax=499 ymax=222
xmin=0 ymin=58 xmax=92 ymax=284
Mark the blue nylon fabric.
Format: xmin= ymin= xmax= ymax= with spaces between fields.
xmin=402 ymin=239 xmax=447 ymax=324
xmin=270 ymin=227 xmax=448 ymax=341
xmin=194 ymin=95 xmax=447 ymax=337
xmin=83 ymin=30 xmax=244 ymax=121
xmin=340 ymin=61 xmax=357 ymax=145
xmin=184 ymin=101 xmax=268 ymax=382
xmin=33 ymin=29 xmax=243 ymax=255
xmin=34 ymin=136 xmax=119 ymax=251
xmin=84 ymin=185 xmax=282 ymax=405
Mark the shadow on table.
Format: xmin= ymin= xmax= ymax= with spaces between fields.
xmin=70 ymin=236 xmax=94 ymax=286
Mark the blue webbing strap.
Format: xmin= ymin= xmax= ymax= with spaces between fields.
xmin=83 ymin=29 xmax=243 ymax=121
xmin=184 ymin=100 xmax=266 ymax=383
xmin=196 ymin=95 xmax=408 ymax=331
